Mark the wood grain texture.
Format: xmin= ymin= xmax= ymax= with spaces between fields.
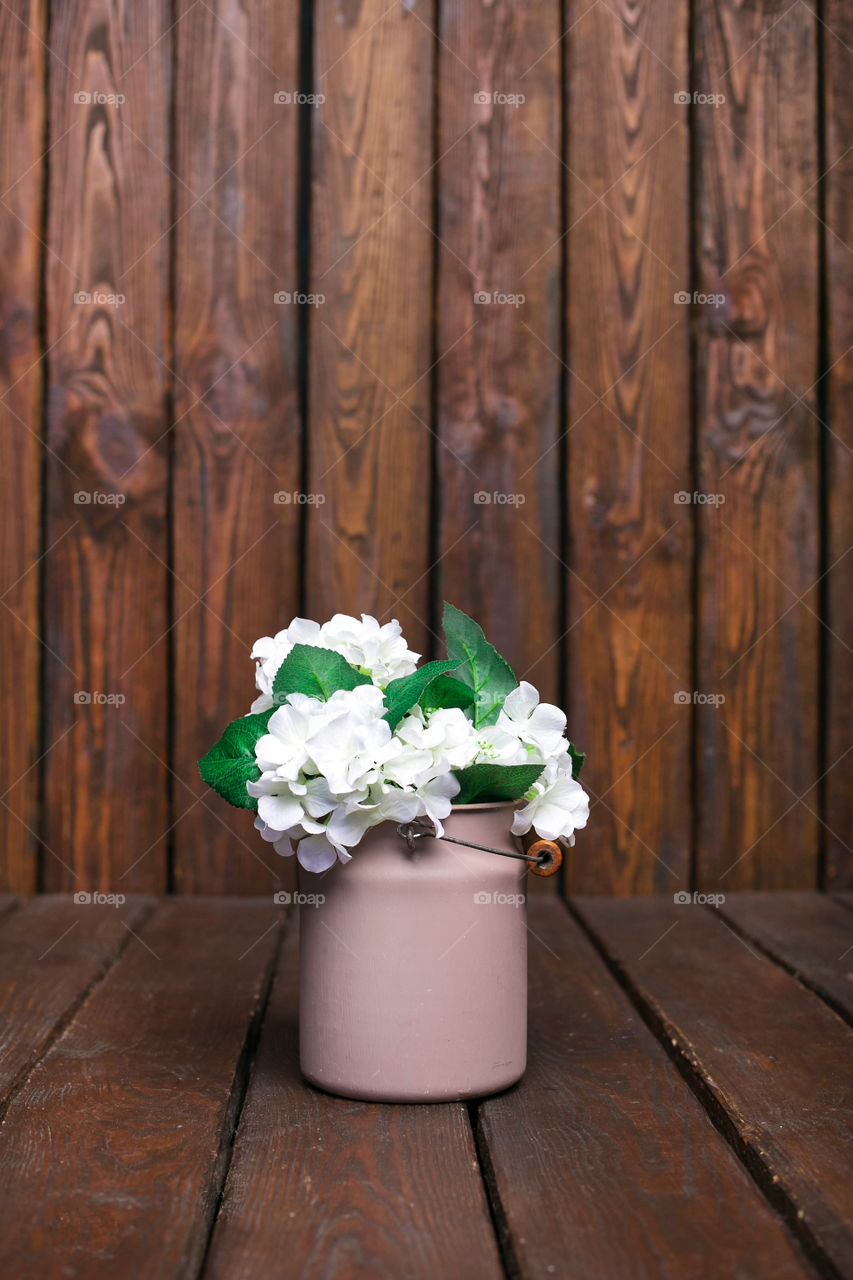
xmin=694 ymin=1 xmax=819 ymax=889
xmin=306 ymin=0 xmax=433 ymax=653
xmin=823 ymin=0 xmax=853 ymax=889
xmin=479 ymin=898 xmax=811 ymax=1279
xmin=42 ymin=1 xmax=171 ymax=891
xmin=718 ymin=891 xmax=853 ymax=1024
xmin=172 ymin=0 xmax=302 ymax=893
xmin=565 ymin=0 xmax=692 ymax=893
xmin=436 ymin=1 xmax=561 ymax=701
xmin=0 ymin=899 xmax=280 ymax=1280
xmin=204 ymin=918 xmax=502 ymax=1280
xmin=576 ymin=894 xmax=853 ymax=1276
xmin=0 ymin=0 xmax=43 ymax=891
xmin=0 ymin=895 xmax=153 ymax=1108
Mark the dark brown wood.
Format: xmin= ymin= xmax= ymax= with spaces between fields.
xmin=204 ymin=918 xmax=502 ymax=1280
xmin=172 ymin=0 xmax=302 ymax=893
xmin=718 ymin=891 xmax=853 ymax=1023
xmin=305 ymin=0 xmax=433 ymax=653
xmin=478 ymin=898 xmax=812 ymax=1279
xmin=42 ymin=1 xmax=171 ymax=891
xmin=436 ymin=1 xmax=561 ymax=700
xmin=0 ymin=0 xmax=43 ymax=893
xmin=575 ymin=894 xmax=853 ymax=1276
xmin=0 ymin=895 xmax=153 ymax=1109
xmin=694 ymin=0 xmax=819 ymax=889
xmin=824 ymin=0 xmax=853 ymax=889
xmin=0 ymin=899 xmax=280 ymax=1280
xmin=566 ymin=0 xmax=692 ymax=893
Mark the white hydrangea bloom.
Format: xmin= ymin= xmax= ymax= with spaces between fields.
xmin=249 ymin=613 xmax=419 ymax=712
xmin=510 ymin=755 xmax=590 ymax=843
xmin=320 ymin=614 xmax=420 ymax=686
xmin=242 ymin=614 xmax=589 ymax=870
xmin=497 ymin=681 xmax=568 ymax=757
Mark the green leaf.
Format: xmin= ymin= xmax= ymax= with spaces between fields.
xmin=442 ymin=602 xmax=517 ymax=727
xmin=419 ymin=673 xmax=478 ymax=715
xmin=568 ymin=743 xmax=585 ymax=779
xmin=382 ymin=659 xmax=459 ymax=729
xmin=272 ymin=643 xmax=372 ymax=703
xmin=198 ymin=710 xmax=273 ymax=810
xmin=452 ymin=762 xmax=544 ymax=805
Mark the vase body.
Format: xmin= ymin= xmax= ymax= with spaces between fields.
xmin=298 ymin=802 xmax=527 ymax=1102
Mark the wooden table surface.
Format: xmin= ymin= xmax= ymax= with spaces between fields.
xmin=0 ymin=892 xmax=850 ymax=1279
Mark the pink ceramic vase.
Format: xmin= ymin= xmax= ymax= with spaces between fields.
xmin=297 ymin=801 xmax=528 ymax=1102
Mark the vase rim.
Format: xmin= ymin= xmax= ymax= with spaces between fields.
xmin=449 ymin=799 xmax=517 ymax=812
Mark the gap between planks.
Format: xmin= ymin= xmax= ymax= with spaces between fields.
xmin=714 ymin=899 xmax=853 ymax=1032
xmin=467 ymin=1099 xmax=522 ymax=1280
xmin=565 ymin=897 xmax=844 ymax=1280
xmin=194 ymin=911 xmax=289 ymax=1280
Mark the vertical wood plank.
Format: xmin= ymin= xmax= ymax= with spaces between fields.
xmin=435 ymin=2 xmax=561 ymax=702
xmin=0 ymin=0 xmax=43 ymax=891
xmin=42 ymin=1 xmax=171 ymax=891
xmin=566 ymin=0 xmax=692 ymax=893
xmin=306 ymin=0 xmax=433 ymax=654
xmin=694 ymin=1 xmax=819 ymax=889
xmin=172 ymin=0 xmax=301 ymax=892
xmin=823 ymin=2 xmax=853 ymax=889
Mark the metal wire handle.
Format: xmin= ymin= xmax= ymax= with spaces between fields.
xmin=396 ymin=817 xmax=562 ymax=875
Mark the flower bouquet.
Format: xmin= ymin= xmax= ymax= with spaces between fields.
xmin=199 ymin=602 xmax=589 ymax=871
xmin=199 ymin=603 xmax=588 ymax=1102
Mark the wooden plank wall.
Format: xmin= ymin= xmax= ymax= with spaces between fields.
xmin=0 ymin=0 xmax=848 ymax=895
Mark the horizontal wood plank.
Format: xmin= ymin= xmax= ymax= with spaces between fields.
xmin=719 ymin=892 xmax=853 ymax=1024
xmin=575 ymin=895 xmax=853 ymax=1277
xmin=204 ymin=918 xmax=502 ymax=1280
xmin=0 ymin=900 xmax=280 ymax=1280
xmin=0 ymin=896 xmax=153 ymax=1111
xmin=477 ymin=898 xmax=811 ymax=1279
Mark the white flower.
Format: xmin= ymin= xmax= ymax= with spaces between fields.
xmin=307 ymin=686 xmax=394 ymax=794
xmin=498 ymin=681 xmax=568 ymax=757
xmin=249 ymin=613 xmax=419 ymax=711
xmin=293 ymin=834 xmax=339 ymax=873
xmin=415 ymin=772 xmax=460 ymax=836
xmin=320 ymin=613 xmax=419 ymax=686
xmin=473 ymin=724 xmax=530 ymax=766
xmin=250 ymin=618 xmax=324 ymax=712
xmin=254 ymin=693 xmax=321 ymax=779
xmin=510 ymin=757 xmax=590 ymax=842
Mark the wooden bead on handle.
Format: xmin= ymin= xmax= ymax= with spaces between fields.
xmin=521 ymin=831 xmax=563 ymax=877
